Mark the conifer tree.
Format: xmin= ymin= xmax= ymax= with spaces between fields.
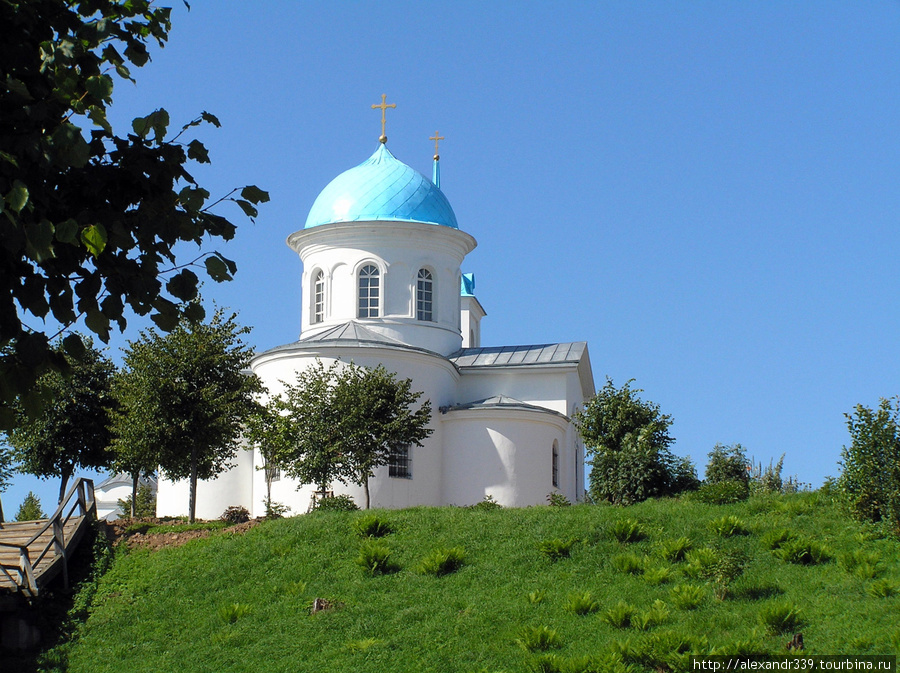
xmin=15 ymin=491 xmax=47 ymax=521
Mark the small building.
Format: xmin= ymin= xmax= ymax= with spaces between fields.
xmin=94 ymin=473 xmax=157 ymax=521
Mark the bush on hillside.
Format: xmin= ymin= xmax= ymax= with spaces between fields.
xmin=220 ymin=506 xmax=250 ymax=524
xmin=575 ymin=378 xmax=699 ymax=505
xmin=838 ymin=397 xmax=900 ymax=535
xmin=315 ymin=494 xmax=359 ymax=512
xmin=687 ymin=480 xmax=749 ymax=505
xmin=705 ymin=443 xmax=750 ymax=486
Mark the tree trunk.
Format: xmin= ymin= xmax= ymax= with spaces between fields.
xmin=364 ymin=475 xmax=370 ymax=510
xmin=189 ymin=449 xmax=198 ymax=523
xmin=131 ymin=472 xmax=139 ymax=517
xmin=58 ymin=468 xmax=71 ymax=505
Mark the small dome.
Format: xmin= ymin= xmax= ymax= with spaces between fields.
xmin=305 ymin=144 xmax=458 ymax=229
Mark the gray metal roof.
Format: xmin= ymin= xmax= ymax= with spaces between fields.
xmin=440 ymin=395 xmax=568 ymax=419
xmin=448 ymin=342 xmax=587 ymax=369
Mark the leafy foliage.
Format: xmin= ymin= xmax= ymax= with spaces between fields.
xmin=688 ymin=480 xmax=749 ymax=505
xmin=0 ymin=444 xmax=14 ymax=493
xmin=546 ymin=492 xmax=571 ymax=507
xmin=564 ymin=591 xmax=600 ymax=615
xmin=117 ymin=483 xmax=156 ymax=518
xmin=314 ymin=494 xmax=359 ymax=512
xmin=352 ymin=514 xmax=394 ymax=538
xmin=838 ymin=397 xmax=900 ymax=534
xmin=15 ymin=490 xmax=46 ymax=520
xmin=611 ymin=552 xmax=646 ymax=575
xmin=669 ymin=584 xmax=706 ymax=610
xmin=772 ymin=538 xmax=831 ymax=566
xmin=218 ymin=603 xmax=252 ymax=625
xmin=708 ymin=515 xmax=750 ymax=537
xmin=574 ymin=378 xmax=698 ymax=505
xmin=601 ymin=601 xmax=637 ymax=629
xmin=220 ymin=506 xmax=250 ymax=525
xmin=0 ymin=1 xmax=268 ymax=428
xmin=611 ymin=518 xmax=647 ymax=543
xmin=656 ymin=537 xmax=693 ymax=562
xmin=265 ymin=360 xmax=432 ymax=508
xmin=111 ymin=308 xmax=259 ymax=521
xmin=705 ymin=443 xmax=750 ymax=485
xmin=757 ymin=600 xmax=803 ymax=634
xmin=866 ymin=579 xmax=899 ymax=598
xmin=355 ymin=541 xmax=399 ymax=576
xmin=839 ymin=550 xmax=885 ymax=580
xmin=6 ymin=338 xmax=115 ymax=501
xmin=538 ymin=537 xmax=578 ymax=561
xmin=418 ymin=547 xmax=466 ymax=576
xmin=516 ymin=625 xmax=562 ymax=652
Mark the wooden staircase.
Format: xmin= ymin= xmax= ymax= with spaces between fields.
xmin=0 ymin=479 xmax=96 ymax=597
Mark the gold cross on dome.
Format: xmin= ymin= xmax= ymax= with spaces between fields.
xmin=430 ymin=131 xmax=444 ymax=160
xmin=371 ymin=94 xmax=396 ymax=144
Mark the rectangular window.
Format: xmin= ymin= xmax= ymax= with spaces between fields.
xmin=313 ymin=272 xmax=325 ymax=323
xmin=388 ymin=444 xmax=412 ymax=479
xmin=358 ymin=265 xmax=380 ymax=318
xmin=417 ymin=269 xmax=433 ymax=321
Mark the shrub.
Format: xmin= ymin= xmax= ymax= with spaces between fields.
xmin=601 ymin=601 xmax=637 ymax=629
xmin=839 ymin=550 xmax=885 ymax=579
xmin=611 ymin=519 xmax=647 ymax=543
xmin=708 ymin=515 xmax=749 ymax=537
xmin=220 ymin=505 xmax=250 ymax=524
xmin=866 ymin=579 xmax=899 ymax=598
xmin=575 ymin=378 xmax=697 ymax=505
xmin=546 ymin=492 xmax=571 ymax=507
xmin=527 ymin=589 xmax=547 ymax=604
xmin=355 ymin=541 xmax=399 ymax=576
xmin=708 ymin=551 xmax=746 ymax=599
xmin=669 ymin=584 xmax=705 ymax=610
xmin=688 ymin=480 xmax=749 ymax=504
xmin=761 ymin=528 xmax=797 ymax=550
xmin=705 ymin=443 xmax=750 ymax=485
xmin=264 ymin=497 xmax=290 ymax=519
xmin=218 ymin=603 xmax=252 ymax=624
xmin=634 ymin=599 xmax=670 ymax=631
xmin=315 ymin=494 xmax=359 ymax=512
xmin=758 ymin=600 xmax=803 ymax=634
xmin=656 ymin=537 xmax=693 ymax=562
xmin=539 ymin=538 xmax=578 ymax=560
xmin=772 ymin=538 xmax=830 ymax=565
xmin=838 ymin=397 xmax=900 ymax=533
xmin=611 ymin=553 xmax=645 ymax=575
xmin=418 ymin=547 xmax=466 ymax=576
xmin=642 ymin=565 xmax=674 ymax=585
xmin=564 ymin=591 xmax=600 ymax=616
xmin=515 ymin=625 xmax=562 ymax=652
xmin=468 ymin=494 xmax=502 ymax=511
xmin=682 ymin=548 xmax=721 ymax=579
xmin=353 ymin=514 xmax=393 ymax=538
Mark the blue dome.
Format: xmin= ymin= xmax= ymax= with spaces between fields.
xmin=305 ymin=144 xmax=458 ymax=229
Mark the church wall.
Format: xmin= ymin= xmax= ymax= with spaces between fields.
xmin=250 ymin=344 xmax=460 ymax=512
xmin=155 ymin=443 xmax=255 ymax=519
xmin=440 ymin=408 xmax=570 ymax=507
xmin=455 ymin=368 xmax=573 ymax=416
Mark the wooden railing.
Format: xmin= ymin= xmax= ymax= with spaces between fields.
xmin=0 ymin=478 xmax=96 ymax=596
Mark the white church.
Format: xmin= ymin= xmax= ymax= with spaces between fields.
xmin=156 ymin=105 xmax=595 ymax=518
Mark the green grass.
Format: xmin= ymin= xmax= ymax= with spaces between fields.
xmin=58 ymin=492 xmax=900 ymax=672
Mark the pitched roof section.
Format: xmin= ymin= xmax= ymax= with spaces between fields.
xmin=449 ymin=342 xmax=587 ymax=368
xmin=440 ymin=395 xmax=568 ymax=419
xmin=299 ymin=321 xmax=407 ymax=346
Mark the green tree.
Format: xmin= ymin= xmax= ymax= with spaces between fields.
xmin=269 ymin=360 xmax=433 ymax=509
xmin=5 ymin=338 xmax=116 ymax=503
xmin=244 ymin=400 xmax=292 ymax=515
xmin=16 ymin=491 xmax=47 ymax=521
xmin=0 ymin=1 xmax=268 ymax=429
xmin=117 ymin=482 xmax=156 ymax=518
xmin=839 ymin=397 xmax=900 ymax=534
xmin=113 ymin=307 xmax=259 ymax=522
xmin=0 ymin=445 xmax=14 ymax=492
xmin=335 ymin=363 xmax=432 ymax=509
xmin=574 ymin=378 xmax=696 ymax=505
xmin=705 ymin=443 xmax=750 ymax=485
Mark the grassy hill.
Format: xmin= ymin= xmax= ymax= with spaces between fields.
xmin=56 ymin=491 xmax=900 ymax=672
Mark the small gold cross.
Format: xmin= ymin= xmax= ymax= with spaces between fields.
xmin=430 ymin=131 xmax=444 ymax=160
xmin=371 ymin=94 xmax=396 ymax=144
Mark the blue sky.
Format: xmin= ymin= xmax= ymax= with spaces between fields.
xmin=5 ymin=1 xmax=900 ymax=514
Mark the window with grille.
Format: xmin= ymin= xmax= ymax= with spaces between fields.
xmin=416 ymin=268 xmax=433 ymax=321
xmin=388 ymin=444 xmax=412 ymax=478
xmin=313 ymin=270 xmax=325 ymax=323
xmin=358 ymin=264 xmax=380 ymax=318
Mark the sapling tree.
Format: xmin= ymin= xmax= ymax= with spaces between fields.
xmin=839 ymin=397 xmax=900 ymax=534
xmin=114 ymin=307 xmax=260 ymax=522
xmin=6 ymin=337 xmax=116 ymax=502
xmin=574 ymin=378 xmax=698 ymax=505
